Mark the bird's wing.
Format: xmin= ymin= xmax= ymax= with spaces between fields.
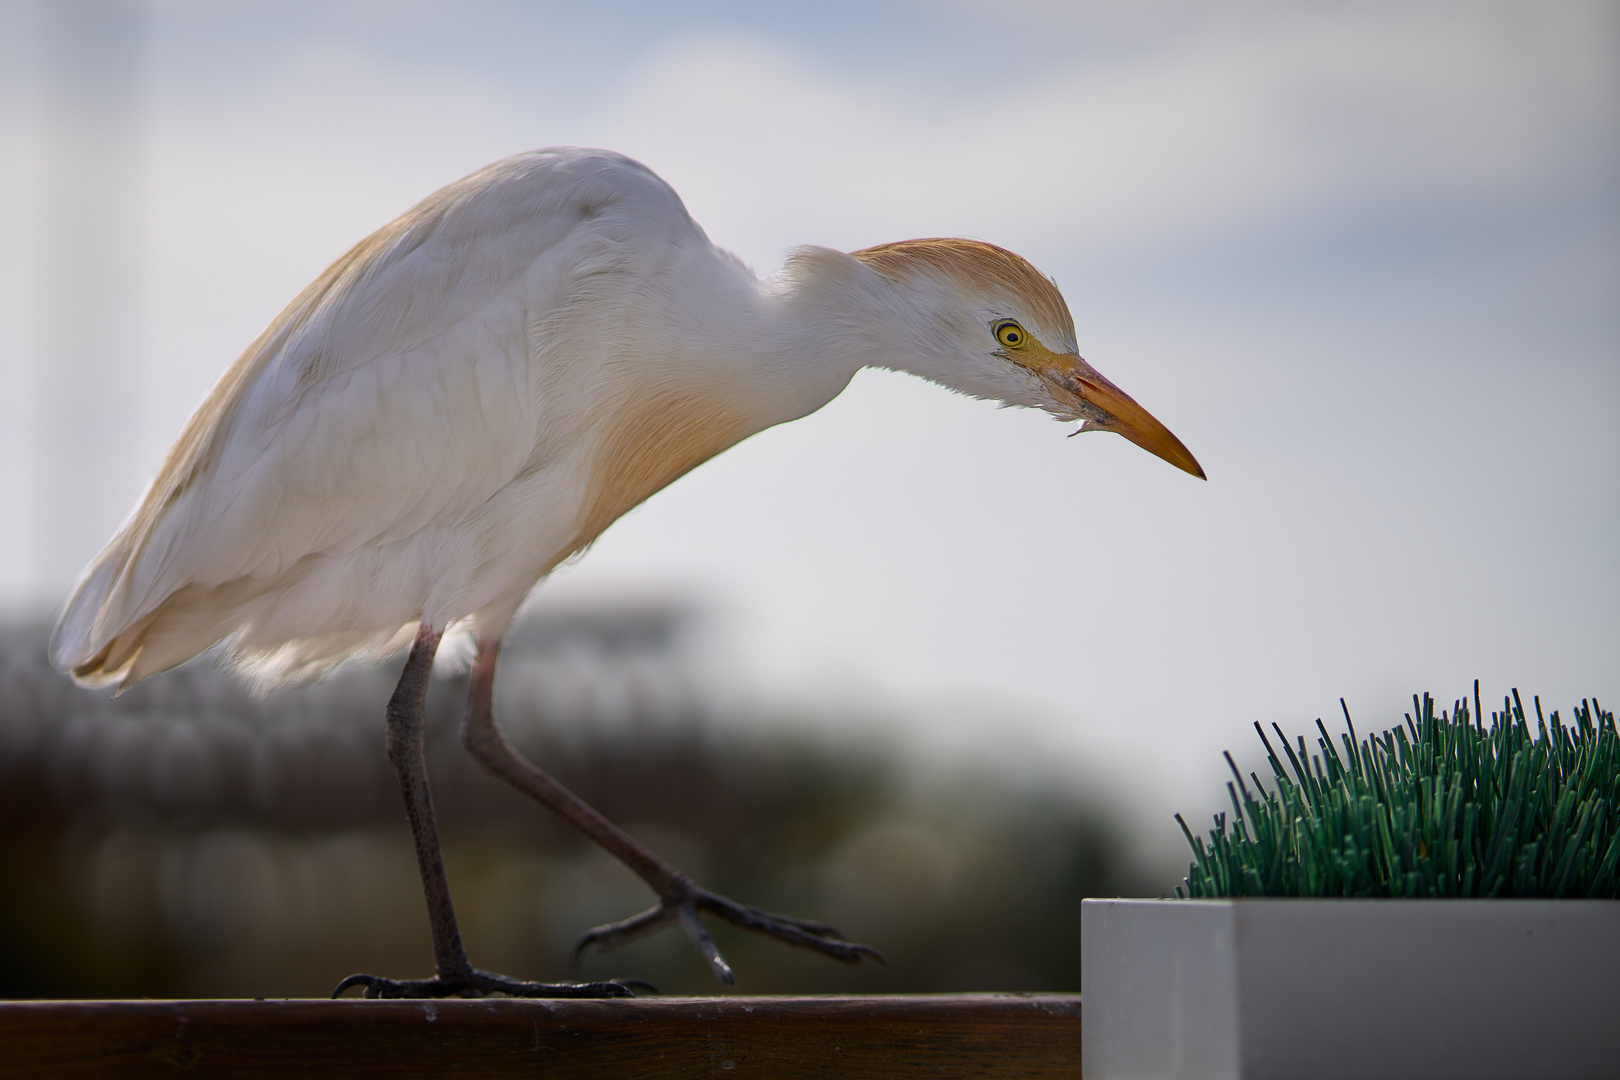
xmin=52 ymin=149 xmax=690 ymax=684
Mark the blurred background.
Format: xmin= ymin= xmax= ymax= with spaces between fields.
xmin=0 ymin=605 xmax=1142 ymax=996
xmin=0 ymin=0 xmax=1615 ymax=995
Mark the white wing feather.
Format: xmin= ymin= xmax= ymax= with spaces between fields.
xmin=52 ymin=148 xmax=704 ymax=687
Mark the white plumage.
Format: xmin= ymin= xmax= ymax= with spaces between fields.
xmin=56 ymin=151 xmax=737 ymax=684
xmin=51 ymin=147 xmax=1202 ymax=995
xmin=54 ymin=149 xmax=1200 ymax=690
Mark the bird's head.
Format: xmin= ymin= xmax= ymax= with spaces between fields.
xmin=850 ymin=238 xmax=1205 ymax=480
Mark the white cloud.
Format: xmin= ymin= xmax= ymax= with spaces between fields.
xmin=590 ymin=3 xmax=1616 ymax=266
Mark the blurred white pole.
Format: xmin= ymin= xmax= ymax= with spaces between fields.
xmin=26 ymin=0 xmax=146 ymax=610
xmin=0 ymin=0 xmax=43 ymax=611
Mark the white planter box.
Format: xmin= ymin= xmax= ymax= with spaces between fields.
xmin=1081 ymin=898 xmax=1620 ymax=1080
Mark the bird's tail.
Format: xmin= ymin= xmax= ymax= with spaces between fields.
xmin=49 ymin=534 xmax=145 ymax=687
xmin=50 ymin=531 xmax=252 ymax=691
xmin=51 ymin=531 xmax=423 ymax=693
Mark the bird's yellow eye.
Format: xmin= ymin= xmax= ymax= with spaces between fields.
xmin=994 ymin=320 xmax=1027 ymax=350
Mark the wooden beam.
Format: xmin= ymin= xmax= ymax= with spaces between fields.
xmin=1 ymin=994 xmax=1081 ymax=1079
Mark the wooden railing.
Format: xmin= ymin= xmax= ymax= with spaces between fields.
xmin=0 ymin=994 xmax=1081 ymax=1079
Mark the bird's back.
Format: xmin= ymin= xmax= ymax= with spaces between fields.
xmin=52 ymin=148 xmax=729 ymax=690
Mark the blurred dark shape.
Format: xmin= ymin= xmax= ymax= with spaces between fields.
xmin=0 ymin=605 xmax=1141 ymax=998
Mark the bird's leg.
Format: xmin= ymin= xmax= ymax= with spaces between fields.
xmin=333 ymin=624 xmax=645 ymax=1000
xmin=459 ymin=641 xmax=883 ymax=985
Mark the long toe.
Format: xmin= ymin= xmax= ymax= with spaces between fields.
xmin=467 ymin=971 xmax=652 ymax=998
xmin=332 ymin=971 xmax=650 ymax=999
xmin=332 ymin=973 xmax=452 ymax=999
xmin=570 ymin=902 xmax=683 ymax=966
xmin=570 ymin=884 xmax=883 ymax=985
xmin=697 ymin=891 xmax=886 ymax=966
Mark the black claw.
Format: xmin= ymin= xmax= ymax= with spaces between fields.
xmin=856 ymin=943 xmax=889 ymax=966
xmin=332 ymin=973 xmax=379 ymax=998
xmin=616 ymin=978 xmax=660 ymax=995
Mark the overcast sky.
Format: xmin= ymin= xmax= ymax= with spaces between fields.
xmin=2 ymin=0 xmax=1616 ymax=866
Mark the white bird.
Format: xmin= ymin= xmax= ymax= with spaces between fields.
xmin=52 ymin=147 xmax=1203 ymax=998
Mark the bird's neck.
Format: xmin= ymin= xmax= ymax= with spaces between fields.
xmin=557 ymin=242 xmax=948 ymax=560
xmin=750 ymin=245 xmax=957 ymax=426
xmin=628 ymin=241 xmax=960 ymax=441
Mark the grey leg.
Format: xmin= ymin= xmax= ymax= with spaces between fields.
xmin=332 ymin=624 xmax=645 ymax=999
xmin=459 ymin=641 xmax=883 ymax=985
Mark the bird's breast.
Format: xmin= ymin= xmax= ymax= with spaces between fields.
xmin=563 ymin=389 xmax=756 ymax=557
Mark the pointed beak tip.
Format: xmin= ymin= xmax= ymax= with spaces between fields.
xmin=1157 ymin=450 xmax=1205 ymax=481
xmin=1044 ymin=362 xmax=1205 ymax=481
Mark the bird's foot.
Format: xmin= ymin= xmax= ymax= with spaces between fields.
xmin=570 ymin=881 xmax=884 ymax=986
xmin=332 ymin=968 xmax=653 ymax=999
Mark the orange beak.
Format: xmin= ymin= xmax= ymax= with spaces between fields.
xmin=1042 ymin=357 xmax=1206 ymax=480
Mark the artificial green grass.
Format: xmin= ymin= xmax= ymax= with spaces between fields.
xmin=1175 ymin=686 xmax=1619 ymax=899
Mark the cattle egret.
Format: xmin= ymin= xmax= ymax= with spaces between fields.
xmin=52 ymin=147 xmax=1203 ymax=998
